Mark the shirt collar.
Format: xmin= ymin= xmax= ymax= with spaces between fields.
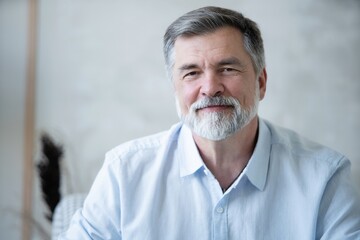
xmin=242 ymin=118 xmax=271 ymax=191
xmin=177 ymin=118 xmax=271 ymax=191
xmin=178 ymin=124 xmax=204 ymax=177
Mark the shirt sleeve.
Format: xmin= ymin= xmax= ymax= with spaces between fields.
xmin=316 ymin=157 xmax=360 ymax=239
xmin=58 ymin=151 xmax=122 ymax=239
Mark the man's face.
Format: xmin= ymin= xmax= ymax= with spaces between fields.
xmin=173 ymin=27 xmax=266 ymax=140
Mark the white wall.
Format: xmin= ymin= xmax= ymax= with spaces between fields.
xmin=1 ymin=0 xmax=359 ymax=239
xmin=0 ymin=1 xmax=28 ymax=240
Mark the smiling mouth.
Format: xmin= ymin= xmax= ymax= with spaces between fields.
xmin=197 ymin=105 xmax=233 ymax=112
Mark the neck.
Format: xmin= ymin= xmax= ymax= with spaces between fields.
xmin=192 ymin=117 xmax=259 ymax=191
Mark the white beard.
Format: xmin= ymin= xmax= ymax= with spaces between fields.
xmin=176 ymin=84 xmax=260 ymax=141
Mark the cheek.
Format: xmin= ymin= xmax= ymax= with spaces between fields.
xmin=225 ymin=82 xmax=253 ymax=106
xmin=175 ymin=82 xmax=199 ymax=113
xmin=175 ymin=91 xmax=191 ymax=116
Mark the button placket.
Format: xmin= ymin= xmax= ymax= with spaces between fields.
xmin=212 ymin=196 xmax=229 ymax=240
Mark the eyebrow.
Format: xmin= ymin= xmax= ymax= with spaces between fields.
xmin=178 ymin=63 xmax=199 ymax=72
xmin=217 ymin=57 xmax=244 ymax=67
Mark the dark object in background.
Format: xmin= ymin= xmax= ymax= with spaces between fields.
xmin=37 ymin=133 xmax=63 ymax=222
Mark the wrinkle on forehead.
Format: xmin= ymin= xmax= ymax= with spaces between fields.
xmin=173 ymin=27 xmax=254 ymax=74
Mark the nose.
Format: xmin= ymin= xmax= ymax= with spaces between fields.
xmin=200 ymin=73 xmax=224 ymax=97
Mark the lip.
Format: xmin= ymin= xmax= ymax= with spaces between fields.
xmin=197 ymin=105 xmax=233 ymax=112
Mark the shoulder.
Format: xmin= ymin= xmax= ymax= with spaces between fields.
xmin=104 ymin=123 xmax=182 ymax=167
xmin=264 ymin=120 xmax=349 ymax=175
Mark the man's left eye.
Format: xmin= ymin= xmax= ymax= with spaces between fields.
xmin=222 ymin=68 xmax=235 ymax=73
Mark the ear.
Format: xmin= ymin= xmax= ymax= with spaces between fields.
xmin=258 ymin=68 xmax=267 ymax=100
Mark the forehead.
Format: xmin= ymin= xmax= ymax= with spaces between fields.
xmin=173 ymin=27 xmax=248 ymax=65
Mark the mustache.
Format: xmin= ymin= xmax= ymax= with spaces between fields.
xmin=190 ymin=96 xmax=239 ymax=111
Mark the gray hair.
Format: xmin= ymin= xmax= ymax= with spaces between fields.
xmin=163 ymin=6 xmax=265 ymax=80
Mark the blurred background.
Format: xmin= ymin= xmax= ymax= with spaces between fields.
xmin=1 ymin=0 xmax=359 ymax=239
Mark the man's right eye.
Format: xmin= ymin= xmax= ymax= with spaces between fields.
xmin=183 ymin=71 xmax=198 ymax=79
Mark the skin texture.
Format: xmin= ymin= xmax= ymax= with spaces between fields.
xmin=173 ymin=27 xmax=267 ymax=190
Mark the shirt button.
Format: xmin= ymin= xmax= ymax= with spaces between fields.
xmin=216 ymin=207 xmax=224 ymax=213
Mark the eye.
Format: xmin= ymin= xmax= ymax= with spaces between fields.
xmin=222 ymin=68 xmax=235 ymax=72
xmin=220 ymin=67 xmax=240 ymax=76
xmin=183 ymin=71 xmax=199 ymax=79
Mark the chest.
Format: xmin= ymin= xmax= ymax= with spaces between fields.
xmin=120 ymin=171 xmax=317 ymax=240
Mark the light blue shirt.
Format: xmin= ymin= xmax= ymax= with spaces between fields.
xmin=60 ymin=118 xmax=360 ymax=239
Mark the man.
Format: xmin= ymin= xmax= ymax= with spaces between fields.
xmin=60 ymin=6 xmax=360 ymax=239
